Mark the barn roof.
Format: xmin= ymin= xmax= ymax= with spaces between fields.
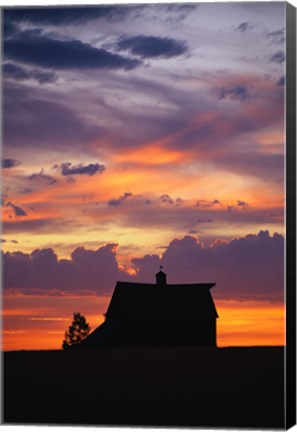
xmin=106 ymin=281 xmax=218 ymax=319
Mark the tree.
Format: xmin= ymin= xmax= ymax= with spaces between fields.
xmin=62 ymin=312 xmax=91 ymax=350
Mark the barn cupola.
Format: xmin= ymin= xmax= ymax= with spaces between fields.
xmin=156 ymin=266 xmax=167 ymax=286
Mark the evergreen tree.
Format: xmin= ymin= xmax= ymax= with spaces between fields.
xmin=62 ymin=312 xmax=91 ymax=349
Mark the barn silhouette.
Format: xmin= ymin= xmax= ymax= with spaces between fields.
xmin=80 ymin=269 xmax=218 ymax=348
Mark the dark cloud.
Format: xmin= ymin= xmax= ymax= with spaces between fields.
xmin=214 ymin=85 xmax=250 ymax=102
xmin=3 ymin=243 xmax=121 ymax=295
xmin=28 ymin=170 xmax=58 ymax=185
xmin=32 ymin=69 xmax=57 ymax=84
xmin=116 ymin=35 xmax=188 ymax=59
xmin=195 ymin=200 xmax=222 ymax=209
xmin=3 ymin=63 xmax=28 ymax=80
xmin=4 ymin=32 xmax=141 ymax=71
xmin=160 ymin=194 xmax=174 ymax=205
xmin=237 ymin=200 xmax=249 ymax=207
xmin=2 ymin=158 xmax=21 ymax=169
xmin=4 ymin=6 xmax=137 ymax=26
xmin=3 ymin=218 xmax=77 ymax=234
xmin=277 ymin=76 xmax=285 ymax=86
xmin=269 ymin=51 xmax=285 ymax=63
xmin=60 ymin=162 xmax=105 ymax=177
xmin=3 ymin=62 xmax=58 ymax=85
xmin=159 ymin=3 xmax=198 ymax=13
xmin=108 ymin=192 xmax=133 ymax=207
xmin=236 ymin=22 xmax=251 ymax=32
xmin=195 ymin=200 xmax=212 ymax=208
xmin=266 ymin=29 xmax=285 ymax=44
xmin=132 ymin=231 xmax=284 ymax=302
xmin=197 ymin=218 xmax=213 ymax=223
xmin=6 ymin=201 xmax=27 ymax=217
xmin=3 ymin=21 xmax=19 ymax=38
xmin=19 ymin=188 xmax=33 ymax=194
xmin=160 ymin=195 xmax=182 ymax=206
xmin=4 ymin=84 xmax=103 ymax=149
xmin=188 ymin=229 xmax=199 ymax=235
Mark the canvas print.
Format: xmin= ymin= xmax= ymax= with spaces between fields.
xmin=1 ymin=1 xmax=295 ymax=429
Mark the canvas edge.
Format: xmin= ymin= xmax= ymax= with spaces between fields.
xmin=286 ymin=1 xmax=297 ymax=430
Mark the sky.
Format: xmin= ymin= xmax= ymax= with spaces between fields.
xmin=1 ymin=2 xmax=286 ymax=350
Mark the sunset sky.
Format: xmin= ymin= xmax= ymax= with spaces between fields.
xmin=2 ymin=2 xmax=286 ymax=350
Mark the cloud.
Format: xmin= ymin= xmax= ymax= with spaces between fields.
xmin=266 ymin=29 xmax=285 ymax=44
xmin=3 ymin=21 xmax=19 ymax=38
xmin=269 ymin=51 xmax=285 ymax=63
xmin=217 ymin=151 xmax=284 ymax=183
xmin=4 ymin=6 xmax=136 ymax=26
xmin=28 ymin=170 xmax=58 ymax=185
xmin=3 ymin=243 xmax=121 ymax=295
xmin=3 ymin=218 xmax=78 ymax=234
xmin=132 ymin=231 xmax=284 ymax=302
xmin=19 ymin=188 xmax=33 ymax=194
xmin=195 ymin=200 xmax=212 ymax=208
xmin=2 ymin=231 xmax=285 ymax=301
xmin=4 ymin=32 xmax=141 ymax=71
xmin=3 ymin=62 xmax=57 ymax=84
xmin=237 ymin=200 xmax=249 ymax=207
xmin=1 ymin=238 xmax=18 ymax=244
xmin=197 ymin=218 xmax=213 ymax=223
xmin=108 ymin=192 xmax=133 ymax=207
xmin=60 ymin=162 xmax=105 ymax=177
xmin=4 ymin=85 xmax=103 ymax=149
xmin=6 ymin=201 xmax=27 ymax=217
xmin=236 ymin=22 xmax=251 ymax=32
xmin=213 ymin=85 xmax=250 ymax=102
xmin=2 ymin=158 xmax=21 ymax=168
xmin=116 ymin=35 xmax=188 ymax=59
xmin=277 ymin=76 xmax=285 ymax=86
xmin=159 ymin=194 xmax=182 ymax=206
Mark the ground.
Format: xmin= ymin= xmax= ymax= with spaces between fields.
xmin=3 ymin=346 xmax=284 ymax=428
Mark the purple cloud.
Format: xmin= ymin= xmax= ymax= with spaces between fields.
xmin=132 ymin=231 xmax=284 ymax=302
xmin=108 ymin=192 xmax=133 ymax=207
xmin=28 ymin=170 xmax=58 ymax=185
xmin=269 ymin=51 xmax=285 ymax=63
xmin=236 ymin=22 xmax=251 ymax=32
xmin=60 ymin=162 xmax=105 ymax=177
xmin=4 ymin=86 xmax=103 ymax=150
xmin=3 ymin=62 xmax=57 ymax=85
xmin=6 ymin=201 xmax=27 ymax=217
xmin=214 ymin=85 xmax=251 ymax=102
xmin=116 ymin=35 xmax=188 ymax=59
xmin=277 ymin=76 xmax=285 ymax=86
xmin=160 ymin=194 xmax=182 ymax=206
xmin=2 ymin=231 xmax=284 ymax=301
xmin=266 ymin=29 xmax=285 ymax=44
xmin=2 ymin=158 xmax=21 ymax=168
xmin=3 ymin=243 xmax=121 ymax=295
xmin=5 ymin=32 xmax=141 ymax=71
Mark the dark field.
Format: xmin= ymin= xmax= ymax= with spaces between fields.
xmin=3 ymin=346 xmax=284 ymax=428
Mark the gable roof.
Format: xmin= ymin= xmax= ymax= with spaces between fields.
xmin=106 ymin=281 xmax=218 ymax=319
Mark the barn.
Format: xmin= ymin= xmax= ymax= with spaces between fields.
xmin=79 ymin=269 xmax=218 ymax=348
